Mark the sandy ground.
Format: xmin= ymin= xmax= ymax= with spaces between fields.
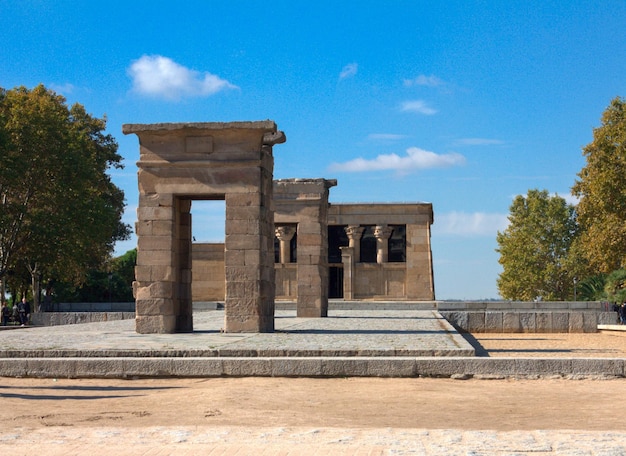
xmin=2 ymin=331 xmax=626 ymax=454
xmin=1 ymin=375 xmax=625 ymax=455
xmin=472 ymin=329 xmax=626 ymax=357
xmin=1 ymin=375 xmax=624 ymax=431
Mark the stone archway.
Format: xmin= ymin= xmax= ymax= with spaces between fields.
xmin=123 ymin=121 xmax=285 ymax=334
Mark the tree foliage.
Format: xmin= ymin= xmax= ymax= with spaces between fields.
xmin=52 ymin=249 xmax=136 ymax=303
xmin=0 ymin=85 xmax=130 ymax=308
xmin=572 ymin=97 xmax=626 ymax=273
xmin=604 ymin=269 xmax=626 ymax=304
xmin=496 ymin=189 xmax=578 ymax=301
xmin=576 ymin=274 xmax=607 ymax=301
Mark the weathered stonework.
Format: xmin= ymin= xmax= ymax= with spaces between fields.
xmin=123 ymin=121 xmax=284 ymax=334
xmin=274 ymin=179 xmax=337 ymax=317
xmin=328 ymin=203 xmax=435 ymax=300
xmin=191 ymin=200 xmax=436 ymax=304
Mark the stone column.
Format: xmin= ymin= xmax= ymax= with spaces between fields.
xmin=297 ymin=217 xmax=327 ymax=317
xmin=344 ymin=225 xmax=364 ymax=263
xmin=340 ymin=246 xmax=355 ymax=300
xmin=134 ymin=192 xmax=179 ymax=334
xmin=374 ymin=225 xmax=394 ymax=264
xmin=275 ymin=226 xmax=296 ymax=264
xmin=224 ymin=142 xmax=276 ymax=333
xmin=273 ymin=178 xmax=336 ymax=318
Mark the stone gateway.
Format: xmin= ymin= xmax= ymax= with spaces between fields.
xmin=123 ymin=121 xmax=285 ymax=334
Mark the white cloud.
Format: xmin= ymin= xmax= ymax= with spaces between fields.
xmin=367 ymin=133 xmax=409 ymax=141
xmin=400 ymin=100 xmax=437 ymax=115
xmin=453 ymin=138 xmax=505 ymax=146
xmin=559 ymin=192 xmax=579 ymax=206
xmin=403 ymin=74 xmax=445 ymax=87
xmin=128 ymin=55 xmax=238 ymax=100
xmin=328 ymin=147 xmax=466 ymax=173
xmin=49 ymin=83 xmax=76 ymax=95
xmin=434 ymin=211 xmax=509 ymax=237
xmin=339 ymin=62 xmax=358 ymax=80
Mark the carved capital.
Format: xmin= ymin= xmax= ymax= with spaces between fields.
xmin=344 ymin=225 xmax=365 ymax=240
xmin=374 ymin=225 xmax=393 ymax=240
xmin=275 ymin=225 xmax=296 ymax=241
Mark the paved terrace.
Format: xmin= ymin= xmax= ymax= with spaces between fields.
xmin=1 ymin=308 xmax=625 ymax=378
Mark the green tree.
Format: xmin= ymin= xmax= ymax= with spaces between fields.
xmin=604 ymin=269 xmax=626 ymax=304
xmin=572 ymin=97 xmax=626 ymax=273
xmin=576 ymin=274 xmax=607 ymax=301
xmin=496 ymin=189 xmax=578 ymax=301
xmin=52 ymin=249 xmax=136 ymax=303
xmin=110 ymin=248 xmax=137 ymax=301
xmin=0 ymin=85 xmax=130 ymax=309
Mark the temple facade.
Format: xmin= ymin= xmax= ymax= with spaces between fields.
xmin=192 ymin=179 xmax=435 ymax=309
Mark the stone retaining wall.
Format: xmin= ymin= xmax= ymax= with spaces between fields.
xmin=441 ymin=310 xmax=617 ymax=333
xmin=1 ymin=356 xmax=624 ymax=379
xmin=49 ymin=302 xmax=135 ymax=312
xmin=437 ymin=301 xmax=611 ymax=311
xmin=32 ymin=301 xmax=619 ymax=333
xmin=31 ymin=312 xmax=135 ymax=327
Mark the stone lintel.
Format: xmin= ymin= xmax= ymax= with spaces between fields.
xmin=137 ymin=159 xmax=265 ymax=169
xmin=123 ymin=121 xmax=278 ymax=135
xmin=328 ymin=203 xmax=433 ymax=225
xmin=274 ymin=178 xmax=337 ymax=189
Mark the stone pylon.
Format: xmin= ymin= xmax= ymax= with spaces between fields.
xmin=123 ymin=121 xmax=285 ymax=333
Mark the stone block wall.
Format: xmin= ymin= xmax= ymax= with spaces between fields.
xmin=441 ymin=310 xmax=616 ymax=333
xmin=354 ymin=263 xmax=406 ymax=298
xmin=275 ymin=263 xmax=297 ymax=300
xmin=405 ymin=222 xmax=435 ymax=300
xmin=329 ymin=203 xmax=434 ymax=301
xmin=31 ymin=312 xmax=135 ymax=327
xmin=191 ymin=244 xmax=225 ymax=302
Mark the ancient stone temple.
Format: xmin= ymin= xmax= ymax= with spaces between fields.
xmin=125 ymin=120 xmax=434 ymax=335
xmin=192 ymin=187 xmax=435 ymax=305
xmin=123 ymin=121 xmax=285 ymax=334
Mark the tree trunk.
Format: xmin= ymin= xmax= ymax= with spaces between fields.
xmin=27 ymin=262 xmax=41 ymax=313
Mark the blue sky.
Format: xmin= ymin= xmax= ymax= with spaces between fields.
xmin=1 ymin=1 xmax=625 ymax=299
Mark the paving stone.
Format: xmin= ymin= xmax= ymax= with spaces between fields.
xmin=0 ymin=309 xmax=624 ymax=379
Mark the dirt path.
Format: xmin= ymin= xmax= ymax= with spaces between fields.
xmin=1 ymin=376 xmax=623 ymax=432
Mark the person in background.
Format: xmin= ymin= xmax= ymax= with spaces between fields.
xmin=17 ymin=297 xmax=30 ymax=327
xmin=1 ymin=301 xmax=9 ymax=326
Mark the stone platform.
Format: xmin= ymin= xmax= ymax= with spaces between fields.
xmin=1 ymin=309 xmax=624 ymax=379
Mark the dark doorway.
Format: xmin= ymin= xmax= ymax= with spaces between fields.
xmin=329 ymin=266 xmax=344 ymax=298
